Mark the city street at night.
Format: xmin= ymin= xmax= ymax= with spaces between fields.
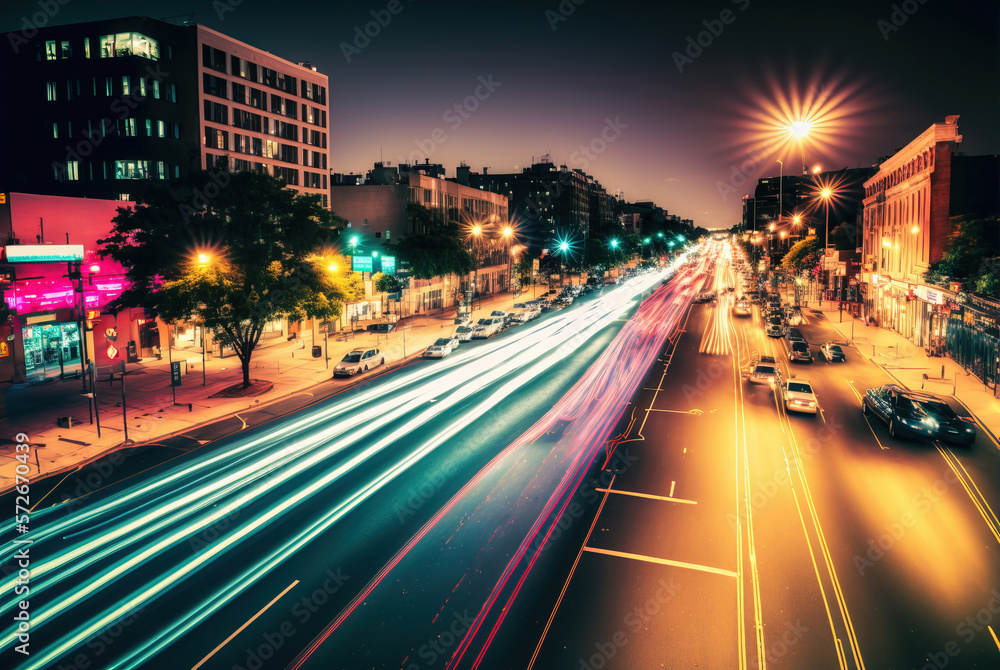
xmin=2 ymin=1 xmax=999 ymax=669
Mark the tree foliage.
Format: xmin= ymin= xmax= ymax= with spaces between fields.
xmin=372 ymin=272 xmax=402 ymax=294
xmin=389 ymin=204 xmax=474 ymax=279
xmin=780 ymin=237 xmax=822 ymax=275
xmin=937 ymin=215 xmax=1000 ymax=281
xmin=99 ymin=170 xmax=347 ymax=387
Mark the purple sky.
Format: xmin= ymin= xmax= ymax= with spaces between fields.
xmin=4 ymin=0 xmax=998 ymax=229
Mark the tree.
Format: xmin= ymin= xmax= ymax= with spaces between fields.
xmin=780 ymin=238 xmax=822 ymax=275
xmin=938 ymin=215 xmax=1000 ymax=280
xmin=100 ymin=170 xmax=348 ymax=388
xmin=388 ymin=204 xmax=474 ymax=279
xmin=372 ymin=272 xmax=402 ymax=294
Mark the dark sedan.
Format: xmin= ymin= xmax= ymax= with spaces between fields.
xmin=819 ymin=342 xmax=846 ymax=362
xmin=862 ymin=384 xmax=977 ymax=446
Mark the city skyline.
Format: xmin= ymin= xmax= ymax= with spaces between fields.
xmin=3 ymin=0 xmax=997 ymax=228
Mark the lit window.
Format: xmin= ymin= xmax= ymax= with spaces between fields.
xmin=100 ymin=33 xmax=160 ymax=60
xmin=60 ymin=41 xmax=72 ymax=58
xmin=115 ymin=160 xmax=149 ymax=179
xmin=66 ymin=161 xmax=79 ymax=180
xmin=105 ymin=77 xmax=113 ymax=96
xmin=52 ymin=122 xmax=58 ymax=138
xmin=152 ymin=80 xmax=160 ymax=99
xmin=124 ymin=118 xmax=136 ymax=137
xmin=145 ymin=119 xmax=152 ymax=136
xmin=158 ymin=161 xmax=166 ymax=180
xmin=168 ymin=84 xmax=176 ymax=102
xmin=122 ymin=76 xmax=130 ymax=95
xmin=84 ymin=37 xmax=90 ymax=58
xmin=46 ymin=81 xmax=57 ymax=101
xmin=45 ymin=40 xmax=57 ymax=60
xmin=157 ymin=120 xmax=165 ymax=138
xmin=139 ymin=78 xmax=147 ymax=97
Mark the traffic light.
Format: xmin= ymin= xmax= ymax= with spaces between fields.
xmin=84 ymin=310 xmax=101 ymax=331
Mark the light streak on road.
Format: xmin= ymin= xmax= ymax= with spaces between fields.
xmin=0 ymin=260 xmax=693 ymax=670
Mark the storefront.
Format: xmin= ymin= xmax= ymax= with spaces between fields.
xmin=947 ymin=295 xmax=1000 ymax=389
xmin=21 ymin=314 xmax=82 ymax=383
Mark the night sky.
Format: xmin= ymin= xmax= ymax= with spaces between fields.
xmin=3 ymin=0 xmax=997 ymax=228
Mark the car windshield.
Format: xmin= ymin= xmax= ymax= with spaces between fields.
xmin=787 ymin=382 xmax=813 ymax=394
xmin=792 ymin=342 xmax=809 ymax=351
xmin=910 ymin=398 xmax=957 ymax=419
xmin=477 ymin=319 xmax=491 ymax=325
xmin=768 ymin=317 xmax=783 ymax=325
xmin=456 ymin=326 xmax=472 ymax=333
xmin=827 ymin=344 xmax=843 ymax=353
xmin=754 ymin=365 xmax=776 ymax=375
xmin=433 ymin=338 xmax=452 ymax=346
xmin=341 ymin=353 xmax=361 ymax=363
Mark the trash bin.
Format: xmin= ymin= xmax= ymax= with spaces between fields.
xmin=57 ymin=416 xmax=74 ymax=428
xmin=311 ymin=345 xmax=322 ymax=358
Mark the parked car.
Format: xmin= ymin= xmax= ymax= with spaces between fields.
xmin=489 ymin=310 xmax=510 ymax=326
xmin=788 ymin=340 xmax=813 ymax=363
xmin=781 ymin=378 xmax=819 ymax=414
xmin=423 ymin=337 xmax=459 ymax=358
xmin=748 ymin=363 xmax=782 ymax=386
xmin=333 ymin=347 xmax=384 ymax=377
xmin=514 ymin=306 xmax=541 ymax=322
xmin=366 ymin=323 xmax=395 ymax=333
xmin=471 ymin=318 xmax=502 ymax=339
xmin=455 ymin=326 xmax=475 ymax=342
xmin=819 ymin=342 xmax=847 ymax=363
xmin=862 ymin=384 xmax=977 ymax=445
xmin=453 ymin=313 xmax=471 ymax=326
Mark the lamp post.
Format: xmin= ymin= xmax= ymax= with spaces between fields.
xmin=195 ymin=254 xmax=211 ymax=386
xmin=470 ymin=223 xmax=482 ymax=310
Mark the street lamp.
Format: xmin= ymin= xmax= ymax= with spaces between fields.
xmin=790 ymin=120 xmax=810 ymax=175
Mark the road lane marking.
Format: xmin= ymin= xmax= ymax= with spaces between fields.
xmin=527 ymin=477 xmax=615 ymax=670
xmin=594 ymin=487 xmax=696 ymax=505
xmin=669 ymin=480 xmax=676 ymax=498
xmin=191 ymin=579 xmax=299 ymax=670
xmin=988 ymin=625 xmax=1000 ymax=654
xmin=934 ymin=443 xmax=1000 ymax=545
xmin=583 ymin=546 xmax=737 ymax=578
xmin=647 ymin=408 xmax=704 ymax=414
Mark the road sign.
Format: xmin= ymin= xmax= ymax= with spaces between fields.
xmin=170 ymin=361 xmax=182 ymax=387
xmin=380 ymin=255 xmax=396 ymax=274
xmin=0 ymin=341 xmax=8 ymax=357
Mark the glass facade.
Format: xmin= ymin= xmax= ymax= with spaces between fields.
xmin=22 ymin=321 xmax=82 ymax=383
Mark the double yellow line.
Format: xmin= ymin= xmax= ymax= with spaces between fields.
xmin=935 ymin=442 xmax=1000 ymax=545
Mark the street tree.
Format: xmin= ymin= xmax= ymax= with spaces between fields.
xmin=99 ymin=169 xmax=349 ymax=388
xmin=388 ymin=204 xmax=474 ymax=279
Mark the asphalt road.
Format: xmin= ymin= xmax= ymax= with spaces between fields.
xmin=520 ymin=246 xmax=1000 ymax=669
xmin=0 ymin=267 xmax=680 ymax=670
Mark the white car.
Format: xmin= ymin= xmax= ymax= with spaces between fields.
xmin=471 ymin=318 xmax=502 ymax=339
xmin=782 ymin=378 xmax=818 ymax=414
xmin=333 ymin=347 xmax=384 ymax=377
xmin=423 ymin=337 xmax=459 ymax=358
xmin=514 ymin=306 xmax=541 ymax=323
xmin=489 ymin=310 xmax=509 ymax=326
xmin=748 ymin=363 xmax=782 ymax=386
xmin=454 ymin=326 xmax=475 ymax=342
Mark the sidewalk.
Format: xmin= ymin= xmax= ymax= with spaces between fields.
xmin=808 ymin=298 xmax=1000 ymax=443
xmin=0 ymin=286 xmax=548 ymax=492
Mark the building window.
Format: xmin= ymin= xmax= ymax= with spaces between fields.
xmin=232 ymin=82 xmax=246 ymax=105
xmin=67 ymin=120 xmax=72 ymax=138
xmin=385 ymin=230 xmax=390 ymax=240
xmin=158 ymin=161 xmax=166 ymax=180
xmin=66 ymin=161 xmax=79 ymax=180
xmin=153 ymin=80 xmax=160 ymax=99
xmin=45 ymin=40 xmax=57 ymax=60
xmin=145 ymin=119 xmax=152 ymax=136
xmin=105 ymin=77 xmax=113 ymax=96
xmin=139 ymin=77 xmax=147 ymax=97
xmin=60 ymin=41 xmax=72 ymax=59
xmin=115 ymin=160 xmax=150 ymax=179
xmin=51 ymin=122 xmax=58 ymax=138
xmin=100 ymin=33 xmax=160 ymax=60
xmin=46 ymin=81 xmax=57 ymax=101
xmin=123 ymin=118 xmax=136 ymax=137
xmin=202 ymin=73 xmax=228 ymax=99
xmin=157 ymin=120 xmax=165 ymax=138
xmin=174 ymin=166 xmax=180 ymax=178
xmin=201 ymin=44 xmax=227 ymax=72
xmin=84 ymin=37 xmax=90 ymax=58
xmin=122 ymin=76 xmax=130 ymax=95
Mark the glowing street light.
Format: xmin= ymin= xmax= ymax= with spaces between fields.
xmin=197 ymin=253 xmax=211 ymax=266
xmin=328 ymin=263 xmax=338 ymax=273
xmin=610 ymin=238 xmax=619 ymax=249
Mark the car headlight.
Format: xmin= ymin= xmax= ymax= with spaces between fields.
xmin=898 ymin=417 xmax=908 ymax=425
xmin=808 ymin=401 xmax=816 ymax=407
xmin=966 ymin=427 xmax=975 ymax=432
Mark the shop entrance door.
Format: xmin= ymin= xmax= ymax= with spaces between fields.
xmin=23 ymin=321 xmax=82 ymax=383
